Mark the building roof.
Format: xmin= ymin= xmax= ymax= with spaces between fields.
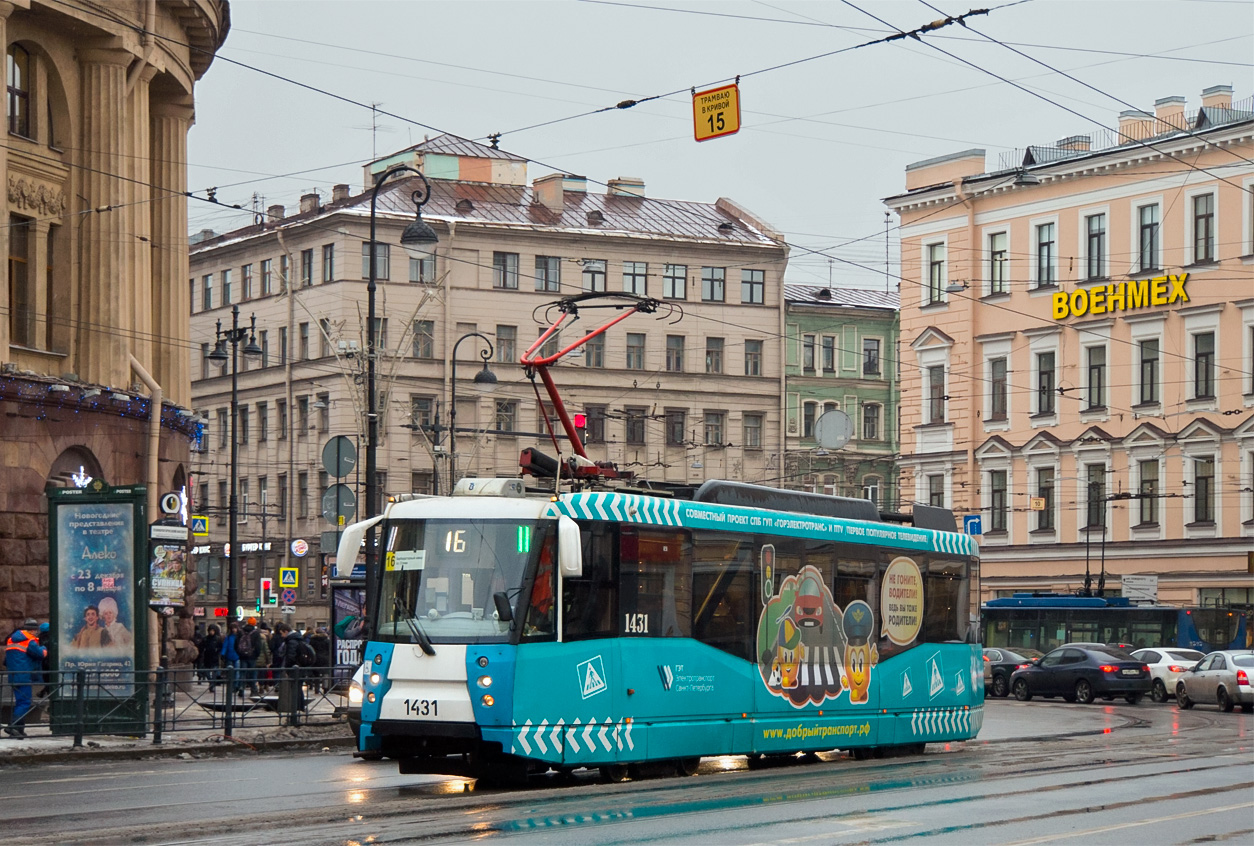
xmin=783 ymin=284 xmax=899 ymax=311
xmin=371 ymin=133 xmax=529 ymax=164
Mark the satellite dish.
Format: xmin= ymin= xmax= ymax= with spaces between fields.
xmin=813 ymin=409 xmax=853 ymax=450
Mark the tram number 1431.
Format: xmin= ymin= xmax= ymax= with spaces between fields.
xmin=624 ymin=613 xmax=650 ymax=634
xmin=404 ymin=698 xmax=438 ymax=717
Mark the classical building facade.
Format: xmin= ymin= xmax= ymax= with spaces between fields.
xmin=188 ymin=135 xmax=789 ymax=627
xmin=0 ymin=1 xmax=229 ymax=633
xmin=782 ymin=285 xmax=899 ymax=508
xmin=885 ymin=86 xmax=1254 ymax=607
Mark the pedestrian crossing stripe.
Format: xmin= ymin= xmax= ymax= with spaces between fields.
xmin=279 ymin=567 xmax=299 ymax=588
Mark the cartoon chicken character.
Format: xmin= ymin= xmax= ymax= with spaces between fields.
xmin=840 ymin=600 xmax=878 ymax=704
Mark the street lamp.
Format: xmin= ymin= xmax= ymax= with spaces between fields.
xmin=448 ymin=332 xmax=498 ymax=491
xmin=207 ymin=304 xmax=262 ymax=624
xmin=365 ymin=164 xmax=439 ymax=618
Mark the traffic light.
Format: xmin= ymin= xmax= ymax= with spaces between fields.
xmin=573 ymin=412 xmax=586 ymax=444
xmin=259 ymin=577 xmax=274 ymax=607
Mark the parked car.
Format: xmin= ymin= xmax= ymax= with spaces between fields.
xmin=1130 ymin=647 xmax=1205 ymax=703
xmin=1011 ymin=645 xmax=1151 ymax=704
xmin=983 ymin=647 xmax=1043 ymax=698
xmin=1175 ymin=650 xmax=1254 ymax=713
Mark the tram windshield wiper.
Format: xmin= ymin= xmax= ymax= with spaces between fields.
xmin=393 ymin=596 xmax=436 ymax=656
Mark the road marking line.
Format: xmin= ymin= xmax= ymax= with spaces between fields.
xmin=1003 ymin=801 xmax=1254 ymax=844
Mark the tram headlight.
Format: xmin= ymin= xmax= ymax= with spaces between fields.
xmin=477 ymin=675 xmax=492 ymax=688
xmin=481 ymin=694 xmax=495 ymax=707
xmin=367 ymin=692 xmax=376 ymax=703
xmin=374 ymin=654 xmax=383 ymax=665
xmin=348 ymin=679 xmax=364 ymax=707
xmin=370 ymin=673 xmax=381 ymax=686
xmin=477 ymin=656 xmax=489 ymax=668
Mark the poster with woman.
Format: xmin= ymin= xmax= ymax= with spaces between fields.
xmin=149 ymin=542 xmax=187 ymax=606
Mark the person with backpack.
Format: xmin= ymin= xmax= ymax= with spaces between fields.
xmin=220 ymin=621 xmax=241 ymax=698
xmin=199 ymin=624 xmax=223 ymax=686
xmin=235 ymin=619 xmax=263 ymax=697
xmin=274 ymin=623 xmax=316 ymax=669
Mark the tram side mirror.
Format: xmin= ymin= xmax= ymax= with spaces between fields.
xmin=557 ymin=515 xmax=583 ymax=578
xmin=493 ymin=591 xmax=513 ymax=623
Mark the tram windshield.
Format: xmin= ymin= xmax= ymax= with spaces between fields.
xmin=377 ymin=518 xmax=555 ymax=643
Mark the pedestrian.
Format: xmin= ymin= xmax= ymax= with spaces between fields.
xmin=5 ymin=618 xmax=48 ymax=738
xmin=220 ymin=621 xmax=241 ymax=696
xmin=273 ymin=623 xmax=315 ymax=669
xmin=256 ymin=621 xmax=273 ymax=690
xmin=235 ymin=618 xmax=263 ymax=696
xmin=310 ymin=627 xmax=332 ymax=692
xmin=200 ymin=624 xmax=223 ymax=685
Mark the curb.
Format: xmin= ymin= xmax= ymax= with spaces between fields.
xmin=0 ymin=733 xmax=356 ymax=766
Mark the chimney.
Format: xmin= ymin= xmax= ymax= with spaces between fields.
xmin=267 ymin=204 xmax=285 ymax=222
xmin=1056 ymin=134 xmax=1091 ymax=152
xmin=299 ymin=192 xmax=320 ymax=214
xmin=1118 ymin=110 xmax=1153 ymax=142
xmin=562 ymin=175 xmax=587 ymax=194
xmin=532 ymin=172 xmax=565 ymax=213
xmin=607 ymin=177 xmax=645 ymax=198
xmin=331 ymin=184 xmax=350 ymax=203
xmin=1201 ymin=84 xmax=1233 ymax=111
xmin=1154 ymin=95 xmax=1187 ymax=132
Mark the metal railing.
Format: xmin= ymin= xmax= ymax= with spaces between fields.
xmin=1 ymin=665 xmax=351 ymax=747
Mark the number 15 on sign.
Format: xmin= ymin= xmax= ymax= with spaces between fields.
xmin=693 ymin=83 xmax=741 ymax=142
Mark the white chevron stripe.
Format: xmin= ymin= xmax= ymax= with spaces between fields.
xmin=519 ymin=721 xmax=533 ymax=756
xmin=550 ymin=721 xmax=563 ymax=752
xmin=598 ymin=720 xmax=612 ymax=752
xmin=624 ymin=720 xmax=634 ymax=751
xmin=567 ymin=718 xmax=581 ymax=753
xmin=613 ymin=723 xmax=621 ymax=751
xmin=535 ymin=719 xmax=549 ymax=755
xmin=583 ymin=720 xmax=596 ymax=750
xmin=594 ymin=495 xmax=609 ymax=521
xmin=609 ymin=497 xmax=623 ymax=521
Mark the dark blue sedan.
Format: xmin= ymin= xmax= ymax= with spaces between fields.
xmin=1011 ymin=645 xmax=1151 ymax=705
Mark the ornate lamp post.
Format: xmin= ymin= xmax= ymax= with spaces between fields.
xmin=365 ymin=165 xmax=439 ymax=616
xmin=207 ymin=304 xmax=262 ymax=623
xmin=447 ymin=332 xmax=498 ymax=491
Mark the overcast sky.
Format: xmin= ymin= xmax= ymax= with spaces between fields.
xmin=186 ymin=0 xmax=1253 ymax=288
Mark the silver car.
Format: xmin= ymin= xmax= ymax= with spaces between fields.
xmin=1175 ymin=650 xmax=1254 ymax=713
xmin=1131 ymin=647 xmax=1205 ymax=703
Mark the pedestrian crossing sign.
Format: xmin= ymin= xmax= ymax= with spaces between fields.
xmin=279 ymin=566 xmax=299 ymax=589
xmin=191 ymin=516 xmax=209 ymax=537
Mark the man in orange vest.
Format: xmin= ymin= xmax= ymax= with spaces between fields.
xmin=5 ymin=618 xmax=47 ymax=738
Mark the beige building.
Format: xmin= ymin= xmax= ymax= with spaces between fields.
xmin=0 ymin=0 xmax=228 ymax=631
xmin=885 ymin=87 xmax=1254 ymax=607
xmin=188 ymin=135 xmax=789 ymax=623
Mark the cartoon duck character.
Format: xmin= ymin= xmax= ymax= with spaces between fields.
xmin=840 ymin=600 xmax=878 ymax=704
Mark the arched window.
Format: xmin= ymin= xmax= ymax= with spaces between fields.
xmin=7 ymin=44 xmax=30 ymax=137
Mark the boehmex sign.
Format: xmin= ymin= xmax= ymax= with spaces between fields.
xmin=1052 ymin=273 xmax=1187 ymax=320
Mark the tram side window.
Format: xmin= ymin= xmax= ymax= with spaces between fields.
xmin=521 ymin=535 xmax=556 ymax=640
xmin=563 ymin=524 xmax=616 ymax=640
xmin=619 ymin=528 xmax=691 ymax=637
xmin=692 ymin=533 xmax=754 ymax=661
xmin=832 ymin=553 xmax=877 ymax=613
xmin=921 ymin=559 xmax=968 ymax=642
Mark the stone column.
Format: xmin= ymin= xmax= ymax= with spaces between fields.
xmin=77 ymin=48 xmax=132 ymax=389
xmin=127 ymin=65 xmax=159 ymax=376
xmin=150 ymin=100 xmax=193 ymax=407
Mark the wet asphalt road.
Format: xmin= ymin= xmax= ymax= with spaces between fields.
xmin=3 ymin=699 xmax=1251 ymax=845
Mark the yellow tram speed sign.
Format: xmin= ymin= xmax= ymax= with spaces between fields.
xmin=693 ymin=83 xmax=741 ymax=142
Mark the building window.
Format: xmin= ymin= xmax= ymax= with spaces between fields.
xmin=625 ymin=408 xmax=646 ymax=445
xmin=927 ymin=474 xmax=945 ymax=508
xmin=319 ymin=317 xmax=332 ymax=358
xmin=989 ymin=357 xmax=1007 ymax=421
xmin=585 ymin=405 xmax=606 ymax=443
xmin=862 ymin=338 xmax=881 ymax=375
xmin=745 ymin=340 xmax=762 ymax=376
xmin=1143 ymin=338 xmax=1158 ymax=403
xmin=217 ymin=408 xmax=228 ymax=448
xmin=297 ymin=396 xmax=309 ymax=436
xmin=663 ymin=264 xmax=687 ymax=299
xmin=7 ymin=216 xmax=33 ymax=345
xmin=1138 ymin=459 xmax=1158 ymax=525
xmin=316 ymin=393 xmax=330 ymax=431
xmin=666 ymin=335 xmax=685 ymax=372
xmin=1036 ymin=467 xmax=1054 ymax=531
xmin=7 ymin=45 xmax=31 ymax=137
xmin=626 ymin=333 xmax=645 ymax=370
xmin=585 ymin=333 xmax=604 ymax=368
xmin=1085 ymin=463 xmax=1106 ymax=529
xmin=241 ymin=263 xmax=254 ymax=299
xmin=703 ymin=411 xmax=725 ymax=446
xmin=1138 ymin=204 xmax=1159 ymax=271
xmin=413 ymin=320 xmax=434 ymax=359
xmin=743 ymin=413 xmax=763 ymax=449
xmin=623 ymin=261 xmax=647 ymax=295
xmin=927 ymin=365 xmax=945 ymax=423
xmin=410 ymin=395 xmax=434 ymax=430
xmin=494 ymin=400 xmax=517 ymax=432
xmin=741 ymin=269 xmax=764 ymax=304
xmin=321 ymin=244 xmax=335 ymax=283
xmin=280 ymin=254 xmax=290 ymax=289
xmin=802 ymin=334 xmax=815 ymax=371
xmin=927 ymin=243 xmax=945 ymax=304
xmin=260 ymin=259 xmax=273 ymax=296
xmin=1194 ymin=332 xmax=1215 ymax=398
xmin=1192 ymin=193 xmax=1215 ymax=263
xmin=988 ymin=232 xmax=1008 ymax=295
xmin=821 ymin=336 xmax=835 ymax=372
xmin=1035 ymin=222 xmax=1056 ymax=286
xmin=665 ymin=410 xmax=686 ymax=445
xmin=400 ymin=248 xmax=433 ymax=283
xmin=1086 ymin=345 xmax=1106 ymax=410
xmin=1194 ymin=457 xmax=1215 ymax=523
xmin=257 ymin=402 xmax=268 ymax=442
xmin=199 ymin=342 xmax=210 ymax=380
xmin=1085 ymin=213 xmax=1106 ymax=280
xmin=494 ymin=325 xmax=517 ymax=364
xmin=705 ymin=338 xmax=724 ymax=374
xmin=492 ymin=251 xmax=519 ymax=289
xmin=277 ymin=399 xmax=287 ymax=440
xmin=989 ymin=470 xmax=1007 ymax=532
xmin=862 ymin=403 xmax=880 ymax=440
xmin=361 ymin=242 xmax=389 ymax=280
xmin=217 ymin=480 xmax=228 ymax=525
xmin=537 ymin=326 xmax=559 ymax=359
xmin=535 ymin=255 xmax=560 ymax=292
xmin=299 ymin=249 xmax=313 ymax=287
xmin=582 ymin=258 xmax=606 ymax=292
xmin=238 ymin=405 xmax=250 ymax=444
xmin=202 ymin=273 xmax=213 ymax=311
xmin=1037 ymin=352 xmax=1055 ymax=415
xmin=701 ymin=266 xmax=725 ymax=302
xmin=297 ymin=472 xmax=309 ymax=519
xmin=802 ymin=401 xmax=816 ymax=439
xmin=862 ymin=477 xmax=880 ymax=506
